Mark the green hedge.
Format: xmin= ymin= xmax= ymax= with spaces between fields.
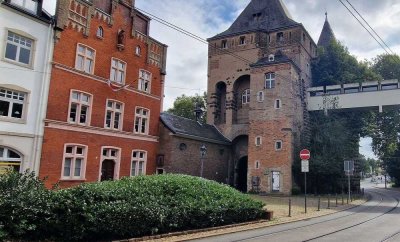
xmin=0 ymin=172 xmax=265 ymax=241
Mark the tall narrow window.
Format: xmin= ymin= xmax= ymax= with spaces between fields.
xmin=257 ymin=91 xmax=264 ymax=102
xmin=134 ymin=107 xmax=149 ymax=134
xmin=135 ymin=46 xmax=141 ymax=56
xmin=242 ymin=89 xmax=250 ymax=104
xmin=275 ymin=99 xmax=281 ymax=109
xmin=138 ymin=70 xmax=151 ymax=93
xmin=105 ymin=100 xmax=123 ymax=130
xmin=239 ymin=36 xmax=246 ymax=45
xmin=265 ymin=73 xmax=275 ymax=89
xmin=110 ymin=58 xmax=126 ymax=84
xmin=75 ymin=44 xmax=95 ymax=74
xmin=0 ymin=88 xmax=26 ymax=120
xmin=277 ymin=32 xmax=284 ymax=42
xmin=131 ymin=150 xmax=147 ymax=176
xmin=5 ymin=31 xmax=34 ymax=66
xmin=221 ymin=40 xmax=227 ymax=49
xmin=62 ymin=145 xmax=86 ymax=179
xmin=275 ymin=140 xmax=283 ymax=150
xmin=255 ymin=136 xmax=262 ymax=146
xmin=96 ymin=26 xmax=104 ymax=38
xmin=69 ymin=91 xmax=91 ymax=125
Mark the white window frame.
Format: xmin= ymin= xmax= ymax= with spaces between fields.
xmin=255 ymin=136 xmax=262 ymax=146
xmin=104 ymin=99 xmax=124 ymax=130
xmin=275 ymin=99 xmax=281 ymax=109
xmin=99 ymin=146 xmax=121 ymax=181
xmin=135 ymin=46 xmax=141 ymax=56
xmin=265 ymin=73 xmax=275 ymax=89
xmin=10 ymin=0 xmax=37 ymax=13
xmin=131 ymin=150 xmax=147 ymax=176
xmin=138 ymin=69 xmax=151 ymax=93
xmin=0 ymin=87 xmax=27 ymax=121
xmin=242 ymin=89 xmax=250 ymax=104
xmin=110 ymin=58 xmax=126 ymax=84
xmin=134 ymin=107 xmax=150 ymax=135
xmin=68 ymin=90 xmax=92 ymax=126
xmin=4 ymin=31 xmax=34 ymax=67
xmin=75 ymin=43 xmax=96 ymax=74
xmin=61 ymin=144 xmax=87 ymax=180
xmin=275 ymin=140 xmax=283 ymax=151
xmin=96 ymin=26 xmax=104 ymax=38
xmin=257 ymin=91 xmax=264 ymax=102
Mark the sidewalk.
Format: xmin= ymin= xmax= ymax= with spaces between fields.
xmin=125 ymin=195 xmax=366 ymax=242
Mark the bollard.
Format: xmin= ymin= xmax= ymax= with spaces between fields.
xmin=317 ymin=196 xmax=321 ymax=211
xmin=289 ymin=199 xmax=292 ymax=217
xmin=335 ymin=193 xmax=338 ymax=207
xmin=328 ymin=194 xmax=331 ymax=209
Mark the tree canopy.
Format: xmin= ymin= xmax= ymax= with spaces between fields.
xmin=166 ymin=93 xmax=207 ymax=123
xmin=312 ymin=40 xmax=379 ymax=86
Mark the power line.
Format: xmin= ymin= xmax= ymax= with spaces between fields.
xmin=345 ymin=0 xmax=396 ymax=56
xmin=338 ymin=0 xmax=399 ymax=62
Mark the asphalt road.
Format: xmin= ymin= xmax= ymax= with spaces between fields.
xmin=191 ymin=183 xmax=400 ymax=242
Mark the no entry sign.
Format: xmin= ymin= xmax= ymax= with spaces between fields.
xmin=300 ymin=149 xmax=310 ymax=160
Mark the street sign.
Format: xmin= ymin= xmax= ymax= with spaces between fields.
xmin=344 ymin=160 xmax=354 ymax=174
xmin=301 ymin=160 xmax=309 ymax=172
xmin=300 ymin=149 xmax=310 ymax=160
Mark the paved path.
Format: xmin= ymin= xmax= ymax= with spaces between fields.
xmin=190 ymin=184 xmax=400 ymax=242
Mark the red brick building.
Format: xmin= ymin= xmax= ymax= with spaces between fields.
xmin=39 ymin=0 xmax=167 ymax=187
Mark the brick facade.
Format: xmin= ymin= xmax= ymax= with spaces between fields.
xmin=207 ymin=0 xmax=316 ymax=194
xmin=39 ymin=0 xmax=167 ymax=188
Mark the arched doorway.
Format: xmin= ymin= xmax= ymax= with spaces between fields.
xmin=236 ymin=156 xmax=248 ymax=192
xmin=0 ymin=146 xmax=22 ymax=174
xmin=101 ymin=159 xmax=115 ymax=181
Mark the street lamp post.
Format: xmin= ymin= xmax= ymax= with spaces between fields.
xmin=200 ymin=144 xmax=207 ymax=177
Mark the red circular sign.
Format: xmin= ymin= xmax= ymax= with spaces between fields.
xmin=300 ymin=149 xmax=310 ymax=160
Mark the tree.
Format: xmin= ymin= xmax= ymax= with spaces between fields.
xmin=312 ymin=40 xmax=379 ymax=87
xmin=372 ymin=54 xmax=400 ymax=80
xmin=167 ymin=93 xmax=207 ymax=123
xmin=365 ymin=54 xmax=400 ymax=185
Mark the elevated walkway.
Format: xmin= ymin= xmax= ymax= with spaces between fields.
xmin=307 ymin=80 xmax=400 ymax=113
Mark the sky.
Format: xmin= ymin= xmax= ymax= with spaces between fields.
xmin=42 ymin=0 xmax=399 ymax=159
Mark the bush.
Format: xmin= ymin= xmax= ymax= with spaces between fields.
xmin=0 ymin=171 xmax=53 ymax=240
xmin=0 ymin=172 xmax=265 ymax=241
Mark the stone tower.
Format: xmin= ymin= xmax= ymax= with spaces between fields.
xmin=207 ymin=0 xmax=317 ymax=194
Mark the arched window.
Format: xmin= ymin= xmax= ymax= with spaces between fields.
xmin=96 ymin=26 xmax=104 ymax=38
xmin=265 ymin=72 xmax=275 ymax=89
xmin=135 ymin=46 xmax=141 ymax=56
xmin=0 ymin=146 xmax=22 ymax=173
xmin=242 ymin=89 xmax=250 ymax=104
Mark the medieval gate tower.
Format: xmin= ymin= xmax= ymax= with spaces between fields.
xmin=207 ymin=0 xmax=318 ymax=194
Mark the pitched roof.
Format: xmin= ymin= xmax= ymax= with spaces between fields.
xmin=210 ymin=0 xmax=300 ymax=40
xmin=317 ymin=13 xmax=336 ymax=48
xmin=160 ymin=112 xmax=231 ymax=145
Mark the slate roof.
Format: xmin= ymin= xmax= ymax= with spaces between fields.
xmin=209 ymin=0 xmax=300 ymax=40
xmin=317 ymin=14 xmax=336 ymax=48
xmin=160 ymin=112 xmax=231 ymax=144
xmin=251 ymin=50 xmax=300 ymax=71
xmin=2 ymin=1 xmax=52 ymax=23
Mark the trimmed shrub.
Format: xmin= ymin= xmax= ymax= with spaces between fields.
xmin=0 ymin=171 xmax=53 ymax=240
xmin=0 ymin=172 xmax=265 ymax=241
xmin=49 ymin=175 xmax=265 ymax=241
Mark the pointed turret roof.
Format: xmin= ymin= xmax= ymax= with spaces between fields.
xmin=317 ymin=13 xmax=336 ymax=48
xmin=209 ymin=0 xmax=300 ymax=40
